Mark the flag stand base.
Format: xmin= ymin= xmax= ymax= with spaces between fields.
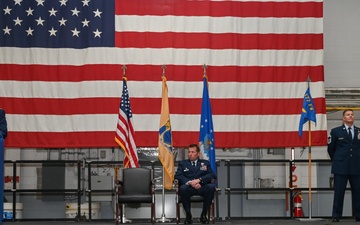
xmin=118 ymin=215 xmax=132 ymax=223
xmin=156 ymin=214 xmax=172 ymax=223
xmin=297 ymin=218 xmax=325 ymax=222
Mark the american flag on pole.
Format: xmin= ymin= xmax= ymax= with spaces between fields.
xmin=0 ymin=0 xmax=327 ymax=149
xmin=115 ymin=76 xmax=139 ymax=168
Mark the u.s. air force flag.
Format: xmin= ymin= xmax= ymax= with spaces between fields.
xmin=199 ymin=75 xmax=216 ymax=174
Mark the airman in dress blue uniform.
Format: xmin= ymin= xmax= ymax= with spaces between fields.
xmin=0 ymin=109 xmax=7 ymax=139
xmin=0 ymin=108 xmax=8 ymax=222
xmin=328 ymin=109 xmax=360 ymax=222
xmin=175 ymin=144 xmax=216 ymax=224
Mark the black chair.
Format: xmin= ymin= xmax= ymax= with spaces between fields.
xmin=118 ymin=167 xmax=155 ymax=224
xmin=175 ymin=179 xmax=216 ymax=224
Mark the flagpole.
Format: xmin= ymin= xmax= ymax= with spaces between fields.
xmin=156 ymin=65 xmax=172 ymax=223
xmin=200 ymin=64 xmax=217 ymax=175
xmin=308 ymin=121 xmax=312 ymax=219
xmin=202 ymin=64 xmax=208 ymax=84
xmin=200 ymin=63 xmax=208 ymax=160
xmin=115 ymin=167 xmax=119 ymax=225
xmin=156 ymin=166 xmax=172 ymax=223
xmin=306 ymin=77 xmax=313 ymax=219
xmin=299 ymin=77 xmax=323 ymax=222
xmin=119 ymin=65 xmax=132 ymax=224
xmin=122 ymin=64 xmax=126 ymax=77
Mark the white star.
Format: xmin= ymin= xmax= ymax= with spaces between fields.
xmin=59 ymin=0 xmax=68 ymax=6
xmin=25 ymin=27 xmax=34 ymax=36
xmin=71 ymin=28 xmax=80 ymax=37
xmin=36 ymin=0 xmax=45 ymax=6
xmin=82 ymin=0 xmax=90 ymax=6
xmin=14 ymin=0 xmax=22 ymax=6
xmin=36 ymin=17 xmax=45 ymax=26
xmin=93 ymin=29 xmax=102 ymax=38
xmin=81 ymin=19 xmax=90 ymax=27
xmin=93 ymin=9 xmax=102 ymax=18
xmin=3 ymin=6 xmax=12 ymax=15
xmin=3 ymin=26 xmax=11 ymax=35
xmin=49 ymin=8 xmax=57 ymax=17
xmin=58 ymin=18 xmax=67 ymax=26
xmin=25 ymin=7 xmax=34 ymax=16
xmin=13 ymin=17 xmax=23 ymax=26
xmin=71 ymin=8 xmax=80 ymax=16
xmin=48 ymin=27 xmax=57 ymax=36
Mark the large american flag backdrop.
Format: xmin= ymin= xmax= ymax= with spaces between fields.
xmin=0 ymin=0 xmax=327 ymax=148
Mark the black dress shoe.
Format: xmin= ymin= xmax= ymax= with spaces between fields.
xmin=355 ymin=218 xmax=360 ymax=222
xmin=200 ymin=213 xmax=209 ymax=224
xmin=332 ymin=218 xmax=340 ymax=222
xmin=184 ymin=212 xmax=193 ymax=224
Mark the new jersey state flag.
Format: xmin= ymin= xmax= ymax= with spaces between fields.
xmin=158 ymin=76 xmax=174 ymax=190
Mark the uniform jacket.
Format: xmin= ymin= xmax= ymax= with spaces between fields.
xmin=328 ymin=124 xmax=360 ymax=175
xmin=175 ymin=158 xmax=216 ymax=186
xmin=0 ymin=109 xmax=7 ymax=139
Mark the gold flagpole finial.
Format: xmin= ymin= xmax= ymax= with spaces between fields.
xmin=306 ymin=75 xmax=311 ymax=88
xmin=202 ymin=64 xmax=207 ymax=77
xmin=122 ymin=65 xmax=127 ymax=77
xmin=162 ymin=65 xmax=166 ymax=78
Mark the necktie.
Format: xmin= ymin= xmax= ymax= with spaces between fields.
xmin=192 ymin=161 xmax=196 ymax=167
xmin=348 ymin=127 xmax=353 ymax=140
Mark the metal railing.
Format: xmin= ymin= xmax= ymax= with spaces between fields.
xmin=3 ymin=159 xmax=339 ymax=221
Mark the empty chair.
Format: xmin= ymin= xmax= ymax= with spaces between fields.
xmin=118 ymin=167 xmax=155 ymax=224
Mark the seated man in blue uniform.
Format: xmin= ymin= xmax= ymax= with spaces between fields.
xmin=175 ymin=144 xmax=216 ymax=224
xmin=328 ymin=109 xmax=360 ymax=222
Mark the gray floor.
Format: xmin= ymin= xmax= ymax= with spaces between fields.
xmin=2 ymin=218 xmax=360 ymax=225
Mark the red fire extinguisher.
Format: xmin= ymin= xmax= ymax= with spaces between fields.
xmin=293 ymin=192 xmax=303 ymax=217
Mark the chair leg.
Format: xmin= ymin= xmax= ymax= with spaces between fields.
xmin=208 ymin=208 xmax=211 ymax=223
xmin=176 ymin=202 xmax=180 ymax=224
xmin=210 ymin=202 xmax=215 ymax=223
xmin=119 ymin=204 xmax=123 ymax=224
xmin=151 ymin=202 xmax=155 ymax=224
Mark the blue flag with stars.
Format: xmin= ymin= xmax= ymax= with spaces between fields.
xmin=298 ymin=87 xmax=317 ymax=138
xmin=0 ymin=0 xmax=114 ymax=48
xmin=199 ymin=76 xmax=216 ymax=174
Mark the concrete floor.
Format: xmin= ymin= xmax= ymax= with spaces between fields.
xmin=2 ymin=218 xmax=359 ymax=225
